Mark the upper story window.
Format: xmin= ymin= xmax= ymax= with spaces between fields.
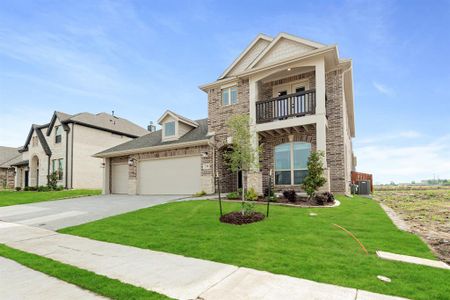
xmin=274 ymin=142 xmax=311 ymax=185
xmin=31 ymin=136 xmax=38 ymax=147
xmin=55 ymin=126 xmax=62 ymax=143
xmin=222 ymin=86 xmax=238 ymax=106
xmin=164 ymin=121 xmax=175 ymax=137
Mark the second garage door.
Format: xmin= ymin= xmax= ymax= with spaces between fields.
xmin=137 ymin=156 xmax=201 ymax=195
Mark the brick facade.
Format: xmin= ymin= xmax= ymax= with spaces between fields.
xmin=0 ymin=168 xmax=15 ymax=189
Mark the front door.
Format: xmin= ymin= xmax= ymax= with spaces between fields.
xmin=24 ymin=170 xmax=29 ymax=187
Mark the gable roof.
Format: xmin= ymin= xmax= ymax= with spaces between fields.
xmin=45 ymin=111 xmax=148 ymax=138
xmin=157 ymin=110 xmax=199 ymax=128
xmin=246 ymin=32 xmax=326 ymax=70
xmin=218 ymin=34 xmax=273 ymax=80
xmin=22 ymin=124 xmax=52 ymax=156
xmin=95 ymin=118 xmax=209 ymax=157
xmin=0 ymin=146 xmax=21 ymax=168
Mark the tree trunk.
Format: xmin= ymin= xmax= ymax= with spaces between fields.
xmin=241 ymin=170 xmax=246 ymax=214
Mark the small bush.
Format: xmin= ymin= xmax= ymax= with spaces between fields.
xmin=242 ymin=201 xmax=256 ymax=216
xmin=27 ymin=186 xmax=37 ymax=191
xmin=264 ymin=186 xmax=274 ymax=198
xmin=47 ymin=171 xmax=58 ymax=190
xmin=37 ymin=186 xmax=50 ymax=192
xmin=283 ymin=190 xmax=297 ymax=202
xmin=246 ymin=187 xmax=258 ymax=201
xmin=55 ymin=185 xmax=64 ymax=191
xmin=23 ymin=186 xmax=30 ymax=191
xmin=227 ymin=192 xmax=240 ymax=200
xmin=193 ymin=190 xmax=206 ymax=197
xmin=314 ymin=192 xmax=335 ymax=205
xmin=15 ymin=187 xmax=22 ymax=191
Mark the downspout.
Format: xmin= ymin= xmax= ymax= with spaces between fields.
xmin=71 ymin=123 xmax=74 ymax=189
xmin=47 ymin=155 xmax=51 ymax=186
xmin=65 ymin=126 xmax=70 ymax=189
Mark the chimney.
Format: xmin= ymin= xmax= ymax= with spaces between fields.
xmin=147 ymin=121 xmax=156 ymax=132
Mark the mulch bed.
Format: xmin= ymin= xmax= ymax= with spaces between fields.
xmin=220 ymin=211 xmax=265 ymax=225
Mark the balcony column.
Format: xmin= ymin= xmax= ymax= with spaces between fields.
xmin=315 ymin=58 xmax=326 ymax=116
xmin=248 ymin=77 xmax=263 ymax=194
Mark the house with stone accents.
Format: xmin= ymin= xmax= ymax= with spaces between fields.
xmin=0 ymin=146 xmax=21 ymax=189
xmin=12 ymin=111 xmax=148 ymax=190
xmin=96 ymin=32 xmax=356 ymax=195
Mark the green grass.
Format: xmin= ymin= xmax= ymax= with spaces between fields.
xmin=60 ymin=196 xmax=450 ymax=300
xmin=0 ymin=244 xmax=170 ymax=299
xmin=0 ymin=189 xmax=101 ymax=207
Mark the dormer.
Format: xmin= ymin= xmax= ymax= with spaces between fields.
xmin=158 ymin=110 xmax=199 ymax=142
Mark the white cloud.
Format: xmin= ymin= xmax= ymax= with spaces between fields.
xmin=373 ymin=81 xmax=395 ymax=96
xmin=356 ymin=130 xmax=421 ymax=145
xmin=354 ymin=134 xmax=450 ymax=183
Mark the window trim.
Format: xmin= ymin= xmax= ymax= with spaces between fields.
xmin=164 ymin=121 xmax=176 ymax=137
xmin=221 ymin=86 xmax=238 ymax=106
xmin=274 ymin=142 xmax=311 ymax=185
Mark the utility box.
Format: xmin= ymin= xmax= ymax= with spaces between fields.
xmin=358 ymin=180 xmax=371 ymax=195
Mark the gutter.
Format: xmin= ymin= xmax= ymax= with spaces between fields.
xmin=94 ymin=139 xmax=210 ymax=158
xmin=65 ymin=126 xmax=70 ymax=189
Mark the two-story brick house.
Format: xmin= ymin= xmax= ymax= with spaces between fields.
xmin=96 ymin=32 xmax=356 ymax=195
xmin=13 ymin=111 xmax=148 ymax=189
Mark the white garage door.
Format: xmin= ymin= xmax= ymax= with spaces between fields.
xmin=111 ymin=163 xmax=128 ymax=194
xmin=138 ymin=156 xmax=201 ymax=195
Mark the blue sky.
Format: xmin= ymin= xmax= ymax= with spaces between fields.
xmin=0 ymin=0 xmax=449 ymax=183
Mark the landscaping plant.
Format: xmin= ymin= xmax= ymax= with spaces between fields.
xmin=223 ymin=114 xmax=262 ymax=212
xmin=302 ymin=151 xmax=327 ymax=200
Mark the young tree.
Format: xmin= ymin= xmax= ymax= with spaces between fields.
xmin=223 ymin=114 xmax=261 ymax=210
xmin=302 ymin=151 xmax=327 ymax=199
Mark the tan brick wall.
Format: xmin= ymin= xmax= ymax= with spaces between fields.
xmin=260 ymin=71 xmax=316 ymax=101
xmin=0 ymin=168 xmax=15 ymax=189
xmin=325 ymin=69 xmax=347 ymax=193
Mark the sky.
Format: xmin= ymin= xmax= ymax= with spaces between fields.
xmin=0 ymin=0 xmax=449 ymax=184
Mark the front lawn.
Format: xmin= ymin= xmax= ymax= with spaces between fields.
xmin=0 ymin=244 xmax=170 ymax=299
xmin=60 ymin=196 xmax=450 ymax=300
xmin=0 ymin=189 xmax=101 ymax=207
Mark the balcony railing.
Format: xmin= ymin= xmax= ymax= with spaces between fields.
xmin=256 ymin=89 xmax=316 ymax=124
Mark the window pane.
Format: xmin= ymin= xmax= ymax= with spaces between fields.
xmin=275 ymin=171 xmax=291 ymax=185
xmin=52 ymin=160 xmax=56 ymax=172
xmin=222 ymin=89 xmax=229 ymax=105
xmin=294 ymin=170 xmax=308 ymax=184
xmin=275 ymin=143 xmax=291 ymax=170
xmin=230 ymin=87 xmax=238 ymax=104
xmin=293 ymin=142 xmax=311 ymax=169
xmin=165 ymin=122 xmax=175 ymax=136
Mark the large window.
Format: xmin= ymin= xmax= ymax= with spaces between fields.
xmin=52 ymin=158 xmax=64 ymax=180
xmin=55 ymin=125 xmax=62 ymax=143
xmin=275 ymin=142 xmax=311 ymax=185
xmin=222 ymin=86 xmax=238 ymax=106
xmin=164 ymin=121 xmax=175 ymax=137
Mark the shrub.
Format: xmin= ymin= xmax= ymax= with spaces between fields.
xmin=314 ymin=192 xmax=335 ymax=205
xmin=15 ymin=187 xmax=22 ymax=191
xmin=323 ymin=192 xmax=335 ymax=203
xmin=23 ymin=186 xmax=30 ymax=191
xmin=28 ymin=186 xmax=37 ymax=191
xmin=283 ymin=190 xmax=297 ymax=202
xmin=37 ymin=185 xmax=50 ymax=192
xmin=55 ymin=185 xmax=64 ymax=191
xmin=302 ymin=151 xmax=326 ymax=199
xmin=246 ymin=187 xmax=258 ymax=201
xmin=47 ymin=171 xmax=58 ymax=190
xmin=227 ymin=192 xmax=240 ymax=200
xmin=193 ymin=190 xmax=206 ymax=197
xmin=242 ymin=201 xmax=256 ymax=216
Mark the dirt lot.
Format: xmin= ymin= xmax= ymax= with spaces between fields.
xmin=373 ymin=186 xmax=450 ymax=263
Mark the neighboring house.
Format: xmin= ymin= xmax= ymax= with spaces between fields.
xmin=96 ymin=32 xmax=356 ymax=195
xmin=13 ymin=111 xmax=149 ymax=189
xmin=0 ymin=146 xmax=21 ymax=189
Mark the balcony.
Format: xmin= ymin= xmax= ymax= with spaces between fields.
xmin=256 ymin=89 xmax=316 ymax=124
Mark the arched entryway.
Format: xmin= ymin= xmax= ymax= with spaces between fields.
xmin=30 ymin=155 xmax=40 ymax=187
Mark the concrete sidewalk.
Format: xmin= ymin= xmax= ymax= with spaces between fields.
xmin=0 ymin=256 xmax=104 ymax=300
xmin=0 ymin=221 xmax=407 ymax=300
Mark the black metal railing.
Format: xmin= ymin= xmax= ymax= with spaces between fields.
xmin=256 ymin=89 xmax=316 ymax=124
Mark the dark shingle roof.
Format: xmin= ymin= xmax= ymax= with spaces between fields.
xmin=96 ymin=118 xmax=209 ymax=156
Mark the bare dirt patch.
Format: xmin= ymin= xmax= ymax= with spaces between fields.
xmin=220 ymin=211 xmax=265 ymax=225
xmin=373 ymin=187 xmax=450 ymax=263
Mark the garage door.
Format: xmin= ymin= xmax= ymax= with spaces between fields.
xmin=111 ymin=163 xmax=128 ymax=194
xmin=138 ymin=156 xmax=201 ymax=195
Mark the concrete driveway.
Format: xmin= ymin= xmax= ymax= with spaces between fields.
xmin=0 ymin=194 xmax=185 ymax=230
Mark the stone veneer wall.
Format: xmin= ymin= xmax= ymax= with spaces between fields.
xmin=208 ymin=78 xmax=250 ymax=192
xmin=260 ymin=129 xmax=317 ymax=193
xmin=325 ymin=69 xmax=347 ymax=194
xmin=0 ymin=168 xmax=15 ymax=189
